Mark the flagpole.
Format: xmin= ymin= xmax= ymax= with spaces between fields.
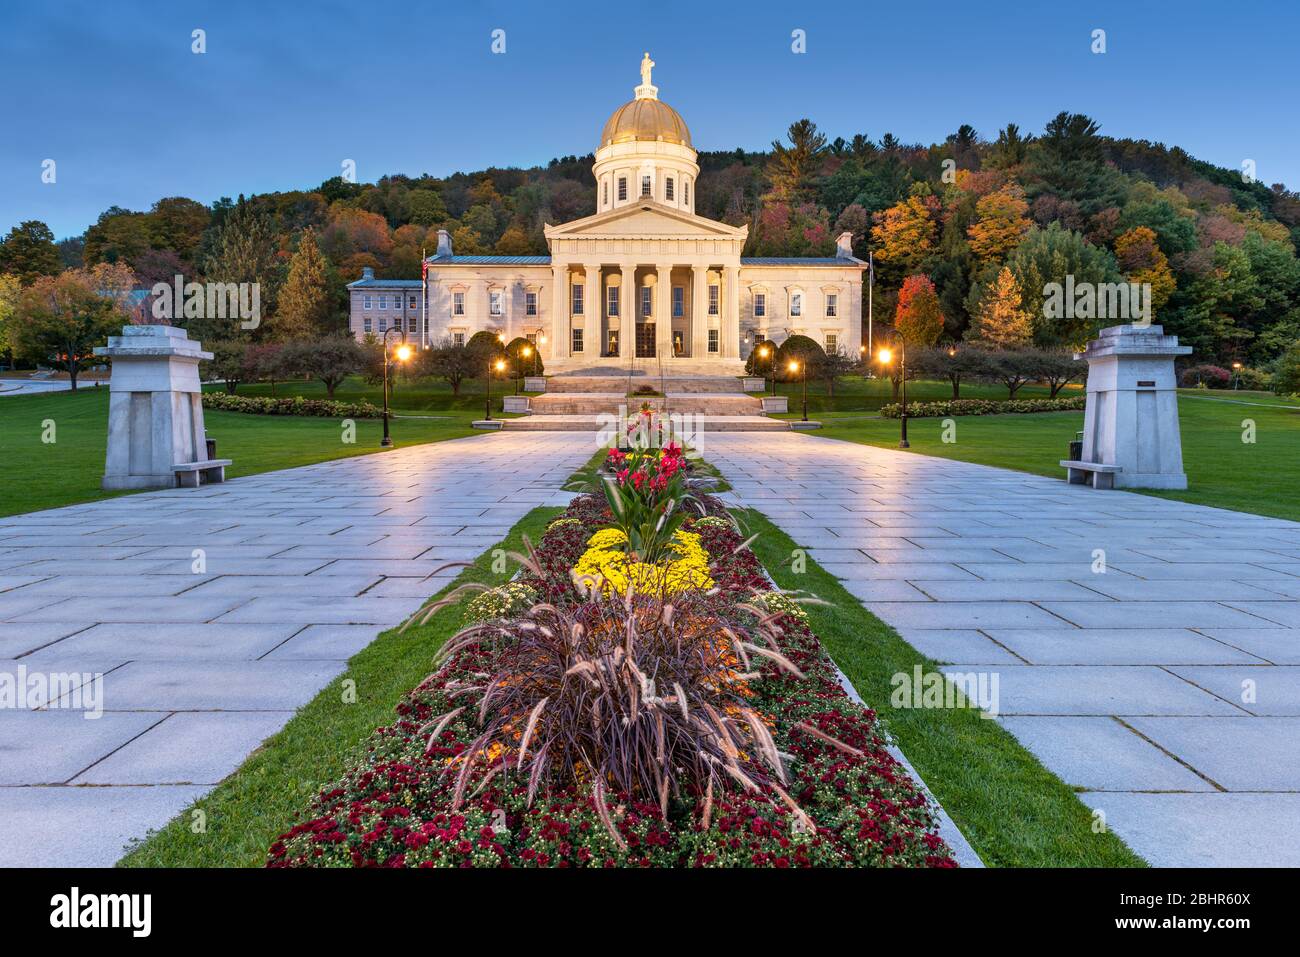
xmin=420 ymin=246 xmax=427 ymax=350
xmin=867 ymin=249 xmax=874 ymax=358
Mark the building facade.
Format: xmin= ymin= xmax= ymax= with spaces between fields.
xmin=348 ymin=54 xmax=865 ymax=370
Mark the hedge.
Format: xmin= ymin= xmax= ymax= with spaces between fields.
xmin=880 ymin=395 xmax=1087 ymax=418
xmin=201 ymin=393 xmax=384 ymax=418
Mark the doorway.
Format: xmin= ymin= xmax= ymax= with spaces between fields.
xmin=636 ymin=323 xmax=656 ymax=357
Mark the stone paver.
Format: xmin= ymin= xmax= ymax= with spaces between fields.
xmin=706 ymin=431 xmax=1300 ymax=867
xmin=0 ymin=431 xmax=592 ymax=866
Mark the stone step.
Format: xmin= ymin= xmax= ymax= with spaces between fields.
xmin=503 ymin=414 xmax=790 ymax=432
xmin=529 ymin=392 xmax=763 ymax=416
xmin=545 ymin=375 xmax=743 ymax=393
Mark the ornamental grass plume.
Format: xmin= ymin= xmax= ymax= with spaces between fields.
xmin=420 ymin=561 xmax=825 ymax=841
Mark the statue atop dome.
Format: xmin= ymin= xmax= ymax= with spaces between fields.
xmin=634 ymin=51 xmax=658 ymax=100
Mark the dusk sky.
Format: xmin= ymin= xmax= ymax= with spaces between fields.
xmin=3 ymin=0 xmax=1297 ymax=239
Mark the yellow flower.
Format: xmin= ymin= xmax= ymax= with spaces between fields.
xmin=572 ymin=529 xmax=713 ymax=596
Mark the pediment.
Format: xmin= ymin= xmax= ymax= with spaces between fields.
xmin=545 ymin=202 xmax=745 ymax=241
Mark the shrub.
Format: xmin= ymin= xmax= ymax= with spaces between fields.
xmin=880 ymin=395 xmax=1086 ymax=418
xmin=463 ymin=582 xmax=538 ymax=624
xmin=1179 ymin=364 xmax=1231 ymax=388
xmin=201 ymin=393 xmax=383 ymax=418
xmin=1235 ymin=366 xmax=1273 ymax=392
xmin=504 ymin=336 xmax=544 ymax=377
xmin=275 ymin=336 xmax=366 ymax=398
xmin=774 ymin=335 xmax=825 ymax=382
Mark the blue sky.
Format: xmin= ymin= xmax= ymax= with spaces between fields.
xmin=3 ymin=0 xmax=1296 ymax=239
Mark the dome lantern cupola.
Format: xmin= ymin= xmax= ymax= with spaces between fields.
xmin=592 ymin=53 xmax=699 ymax=214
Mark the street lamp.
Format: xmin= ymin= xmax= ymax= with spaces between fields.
xmin=1231 ymin=361 xmax=1243 ymax=390
xmin=757 ymin=343 xmax=773 ymax=395
xmin=485 ymin=356 xmax=506 ymax=421
xmin=517 ymin=344 xmax=534 ymax=393
xmin=380 ymin=329 xmax=412 ymax=448
xmin=788 ymin=359 xmax=808 ymax=422
xmin=877 ymin=332 xmax=909 ymax=448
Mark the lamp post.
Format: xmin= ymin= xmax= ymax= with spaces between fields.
xmin=485 ymin=356 xmax=506 ymax=421
xmin=757 ymin=343 xmax=772 ymax=395
xmin=1231 ymin=361 xmax=1243 ymax=390
xmin=380 ymin=329 xmax=412 ymax=448
xmin=877 ymin=332 xmax=909 ymax=448
xmin=789 ymin=359 xmax=807 ymax=422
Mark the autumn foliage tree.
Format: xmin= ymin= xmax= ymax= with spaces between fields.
xmin=1114 ymin=225 xmax=1176 ymax=313
xmin=11 ymin=264 xmax=134 ymax=390
xmin=966 ymin=185 xmax=1032 ymax=262
xmin=870 ymin=194 xmax=940 ymax=276
xmin=894 ymin=275 xmax=945 ymax=346
xmin=971 ymin=266 xmax=1033 ymax=345
xmin=276 ymin=229 xmax=334 ymax=340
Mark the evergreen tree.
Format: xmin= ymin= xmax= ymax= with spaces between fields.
xmin=971 ymin=267 xmax=1033 ymax=345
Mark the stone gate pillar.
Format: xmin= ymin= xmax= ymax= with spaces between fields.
xmin=1076 ymin=323 xmax=1192 ymax=490
xmin=94 ymin=325 xmax=224 ymax=490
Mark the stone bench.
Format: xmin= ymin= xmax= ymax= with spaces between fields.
xmin=1060 ymin=460 xmax=1122 ymax=490
xmin=173 ymin=459 xmax=232 ymax=488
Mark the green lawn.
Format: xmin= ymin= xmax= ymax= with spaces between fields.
xmin=790 ymin=390 xmax=1300 ymax=523
xmin=119 ymin=505 xmax=562 ymax=868
xmin=739 ymin=508 xmax=1145 ymax=868
xmin=0 ymin=387 xmax=485 ymax=518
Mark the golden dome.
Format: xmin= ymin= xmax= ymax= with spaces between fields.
xmin=600 ymin=97 xmax=692 ymax=148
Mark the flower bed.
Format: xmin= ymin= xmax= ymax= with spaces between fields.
xmin=202 ymin=393 xmax=383 ymax=418
xmin=267 ymin=482 xmax=956 ymax=868
xmin=880 ymin=395 xmax=1086 ymax=418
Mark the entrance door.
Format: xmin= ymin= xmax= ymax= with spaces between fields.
xmin=636 ymin=323 xmax=656 ymax=357
xmin=672 ymin=331 xmax=684 ymax=356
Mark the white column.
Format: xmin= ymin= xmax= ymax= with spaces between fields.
xmin=691 ymin=265 xmax=708 ymax=359
xmin=655 ymin=264 xmax=672 ymax=360
xmin=550 ymin=262 xmax=568 ymax=359
xmin=724 ymin=265 xmax=740 ymax=358
xmin=584 ymin=263 xmax=601 ymax=358
xmin=619 ymin=263 xmax=636 ymax=359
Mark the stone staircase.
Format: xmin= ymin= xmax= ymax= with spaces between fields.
xmin=502 ymin=373 xmax=790 ymax=432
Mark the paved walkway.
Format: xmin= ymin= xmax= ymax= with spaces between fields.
xmin=707 ymin=432 xmax=1300 ymax=867
xmin=0 ymin=432 xmax=593 ymax=866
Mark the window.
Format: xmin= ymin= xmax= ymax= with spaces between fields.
xmin=607 ymin=329 xmax=618 ymax=354
xmin=671 ymin=286 xmax=684 ymax=317
xmin=617 ymin=177 xmax=627 ymax=201
xmin=378 ymin=317 xmax=388 ymax=332
xmin=826 ymin=293 xmax=838 ymax=317
xmin=665 ymin=177 xmax=674 ymax=201
xmin=684 ymin=180 xmax=690 ymax=206
xmin=453 ymin=331 xmax=465 ymax=347
xmin=708 ymin=329 xmax=719 ymax=353
xmin=363 ymin=295 xmax=372 ymax=310
xmin=824 ymin=333 xmax=838 ymax=353
xmin=525 ymin=291 xmax=537 ymax=316
xmin=607 ymin=285 xmax=620 ymax=317
xmin=526 ymin=332 xmax=537 ymax=345
xmin=571 ymin=283 xmax=584 ymax=315
xmin=603 ymin=181 xmax=609 ymax=206
xmin=707 ymin=284 xmax=719 ymax=316
xmin=489 ymin=290 xmax=503 ymax=316
xmin=641 ymin=175 xmax=651 ymax=197
xmin=408 ymin=317 xmax=418 ymax=333
xmin=640 ymin=286 xmax=652 ymax=317
xmin=409 ymin=295 xmax=417 ymax=309
xmin=754 ymin=292 xmax=766 ymax=317
xmin=571 ymin=327 xmax=584 ymax=353
xmin=790 ymin=292 xmax=803 ymax=317
xmin=363 ymin=316 xmax=372 ymax=333
xmin=452 ymin=291 xmax=465 ymax=316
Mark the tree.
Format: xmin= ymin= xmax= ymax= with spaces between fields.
xmin=910 ymin=345 xmax=990 ymax=399
xmin=982 ymin=348 xmax=1038 ymax=398
xmin=203 ymin=338 xmax=251 ymax=394
xmin=971 ymin=266 xmax=1033 ymax=345
xmin=11 ymin=267 xmax=131 ymax=390
xmin=420 ymin=338 xmax=478 ymax=396
xmin=494 ymin=225 xmax=533 ymax=255
xmin=504 ymin=336 xmax=544 ymax=377
xmin=819 ymin=347 xmax=856 ymax=396
xmin=1114 ymin=226 xmax=1176 ymax=314
xmin=1033 ymin=348 xmax=1085 ymax=398
xmin=277 ymin=230 xmax=334 ymax=339
xmin=966 ymin=185 xmax=1031 ymax=262
xmin=201 ymin=198 xmax=282 ymax=341
xmin=1004 ymin=223 xmax=1122 ymax=347
xmin=894 ymin=275 xmax=945 ymax=346
xmin=0 ymin=273 xmax=19 ymax=368
xmin=277 ymin=335 xmax=365 ymax=397
xmin=767 ymin=119 xmax=827 ymax=201
xmin=0 ymin=221 xmax=61 ymax=283
xmin=1273 ymin=342 xmax=1300 ymax=395
xmin=870 ymin=196 xmax=939 ymax=275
